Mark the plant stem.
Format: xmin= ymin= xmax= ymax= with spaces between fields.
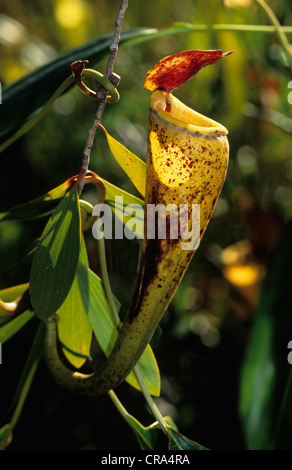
xmin=132 ymin=367 xmax=168 ymax=436
xmin=172 ymin=23 xmax=292 ymax=34
xmin=78 ymin=0 xmax=129 ymax=195
xmin=96 ymin=209 xmax=169 ymax=437
xmin=108 ymin=389 xmax=148 ymax=436
xmin=93 ymin=184 xmax=168 ymax=434
xmin=9 ymin=323 xmax=45 ymax=431
xmin=255 ymin=0 xmax=292 ymax=71
xmin=106 ymin=0 xmax=129 ymax=78
xmin=97 ymin=236 xmax=122 ymax=329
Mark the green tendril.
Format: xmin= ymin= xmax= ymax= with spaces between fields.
xmin=82 ymin=68 xmax=120 ymax=103
xmin=70 ymin=60 xmax=120 ymax=103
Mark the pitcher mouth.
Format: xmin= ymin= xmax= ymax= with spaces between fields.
xmin=150 ymin=90 xmax=228 ymax=135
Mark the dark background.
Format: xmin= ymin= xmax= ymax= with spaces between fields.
xmin=1 ymin=0 xmax=292 ymax=450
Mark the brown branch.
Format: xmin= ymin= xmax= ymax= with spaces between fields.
xmin=106 ymin=0 xmax=129 ymax=77
xmin=77 ymin=0 xmax=129 ymax=195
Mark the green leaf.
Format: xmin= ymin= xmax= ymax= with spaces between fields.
xmin=128 ymin=419 xmax=158 ymax=450
xmin=167 ymin=427 xmax=208 ymax=450
xmin=0 ymin=22 xmax=208 ymax=150
xmin=109 ymin=389 xmax=197 ymax=451
xmin=0 ymin=282 xmax=29 ymax=305
xmin=0 ymin=177 xmax=143 ymax=226
xmin=239 ymin=220 xmax=292 ymax=450
xmin=108 ymin=390 xmax=159 ymax=450
xmin=0 ymin=28 xmax=157 ymax=143
xmin=77 ymin=264 xmax=116 ymax=355
xmin=0 ymin=424 xmax=12 ymax=450
xmin=0 ymin=179 xmax=74 ymax=275
xmin=10 ymin=323 xmax=45 ymax=409
xmin=0 ymin=283 xmax=33 ymax=341
xmin=101 ymin=125 xmax=146 ymax=197
xmin=0 ymin=76 xmax=74 ymax=154
xmin=29 ymin=185 xmax=81 ymax=320
xmin=0 ymin=180 xmax=70 ymax=221
xmin=0 ymin=177 xmax=143 ymax=275
xmin=124 ymin=414 xmax=205 ymax=451
xmin=103 ymin=179 xmax=144 ymax=239
xmin=132 ymin=416 xmax=207 ymax=450
xmin=126 ymin=349 xmax=160 ymax=397
xmin=0 ymin=310 xmax=34 ymax=343
xmin=135 ymin=416 xmax=179 ymax=450
xmin=4 ymin=323 xmax=45 ymax=448
xmin=77 ymin=264 xmax=160 ymax=396
xmin=0 ymin=238 xmax=38 ymax=274
xmin=57 ymin=235 xmax=92 ymax=369
xmin=57 ymin=271 xmax=93 ymax=368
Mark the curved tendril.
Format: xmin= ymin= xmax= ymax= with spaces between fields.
xmin=44 ymin=315 xmax=92 ymax=394
xmin=43 ymin=171 xmax=109 ymax=395
xmin=70 ymin=60 xmax=120 ymax=103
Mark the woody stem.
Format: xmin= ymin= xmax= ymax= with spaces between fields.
xmin=77 ymin=0 xmax=129 ymax=196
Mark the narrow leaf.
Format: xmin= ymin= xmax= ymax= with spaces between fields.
xmin=108 ymin=391 xmax=158 ymax=450
xmin=126 ymin=418 xmax=158 ymax=450
xmin=0 ymin=76 xmax=74 ymax=153
xmin=5 ymin=323 xmax=45 ymax=449
xmin=0 ymin=179 xmax=71 ymax=221
xmin=57 ymin=236 xmax=92 ymax=368
xmin=0 ymin=238 xmax=38 ymax=274
xmin=57 ymin=269 xmax=93 ymax=368
xmin=0 ymin=283 xmax=32 ymax=338
xmin=0 ymin=310 xmax=34 ymax=343
xmin=167 ymin=427 xmax=208 ymax=450
xmin=0 ymin=28 xmax=157 ymax=141
xmin=100 ymin=125 xmax=146 ymax=197
xmin=126 ymin=348 xmax=160 ymax=396
xmin=0 ymin=177 xmax=143 ymax=225
xmin=239 ymin=220 xmax=292 ymax=450
xmin=0 ymin=424 xmax=12 ymax=450
xmin=0 ymin=179 xmax=74 ymax=275
xmin=0 ymin=283 xmax=29 ymax=305
xmin=29 ymin=185 xmax=81 ymax=320
xmin=104 ymin=179 xmax=144 ymax=239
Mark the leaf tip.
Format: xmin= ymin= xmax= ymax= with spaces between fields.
xmin=223 ymin=50 xmax=234 ymax=57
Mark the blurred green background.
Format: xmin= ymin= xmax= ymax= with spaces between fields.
xmin=1 ymin=0 xmax=292 ymax=450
